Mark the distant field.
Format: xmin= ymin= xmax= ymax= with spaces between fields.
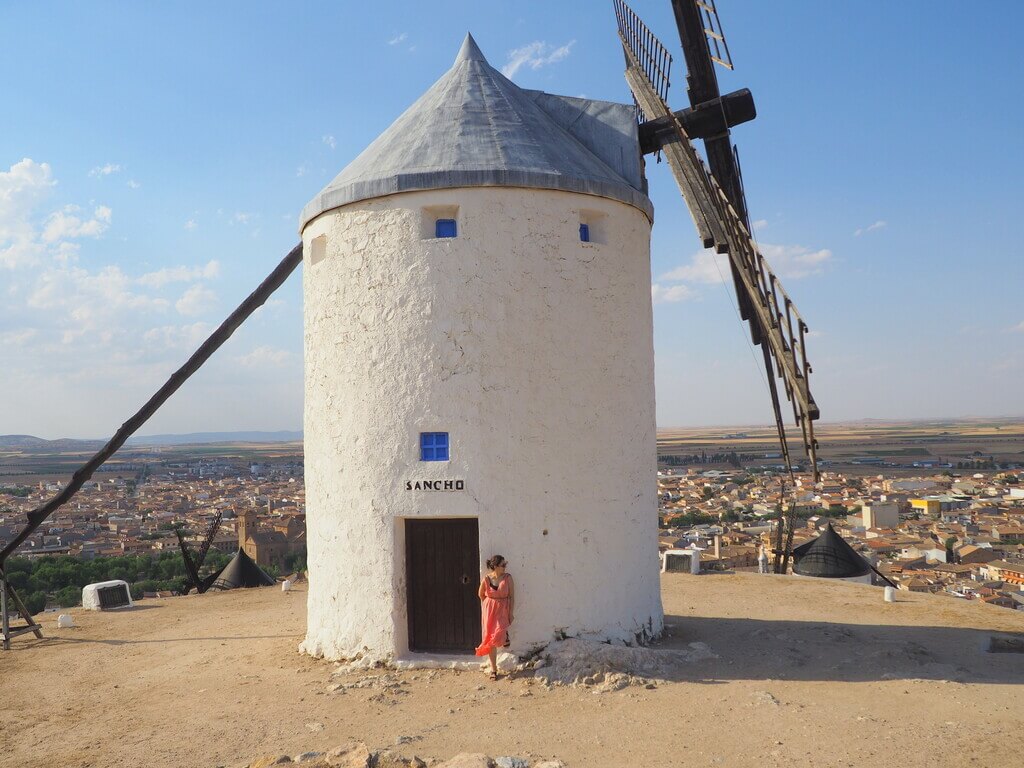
xmin=0 ymin=441 xmax=304 ymax=485
xmin=657 ymin=417 xmax=1024 ymax=473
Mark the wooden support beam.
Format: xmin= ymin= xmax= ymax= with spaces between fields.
xmin=2 ymin=567 xmax=44 ymax=650
xmin=638 ymin=88 xmax=755 ymax=153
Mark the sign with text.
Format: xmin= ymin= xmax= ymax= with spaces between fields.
xmin=405 ymin=480 xmax=465 ymax=491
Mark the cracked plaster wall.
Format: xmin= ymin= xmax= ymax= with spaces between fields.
xmin=300 ymin=186 xmax=662 ymax=661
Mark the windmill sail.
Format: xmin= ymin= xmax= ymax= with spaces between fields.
xmin=614 ymin=0 xmax=820 ymax=481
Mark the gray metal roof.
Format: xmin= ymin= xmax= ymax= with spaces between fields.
xmin=300 ymin=34 xmax=652 ymax=231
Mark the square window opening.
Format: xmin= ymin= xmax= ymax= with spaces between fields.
xmin=420 ymin=432 xmax=450 ymax=462
xmin=579 ymin=210 xmax=607 ymax=244
xmin=309 ymin=234 xmax=328 ymax=265
xmin=435 ymin=219 xmax=457 ymax=238
xmin=420 ymin=205 xmax=460 ymax=239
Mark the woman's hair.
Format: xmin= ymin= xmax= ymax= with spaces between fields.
xmin=486 ymin=555 xmax=506 ymax=570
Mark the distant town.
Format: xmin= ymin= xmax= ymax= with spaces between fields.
xmin=2 ymin=419 xmax=1023 ymax=612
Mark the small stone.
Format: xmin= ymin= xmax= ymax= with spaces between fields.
xmin=248 ymin=757 xmax=292 ymax=768
xmin=751 ymin=691 xmax=780 ymax=707
xmin=494 ymin=758 xmax=529 ymax=768
xmin=533 ymin=762 xmax=567 ymax=768
xmin=435 ymin=754 xmax=493 ymax=768
xmin=295 ymin=753 xmax=324 ymax=763
xmin=306 ymin=721 xmax=325 ymax=732
xmin=326 ymin=742 xmax=371 ymax=768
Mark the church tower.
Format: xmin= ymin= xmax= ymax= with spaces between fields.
xmin=237 ymin=508 xmax=257 ymax=547
xmin=300 ymin=35 xmax=663 ymax=662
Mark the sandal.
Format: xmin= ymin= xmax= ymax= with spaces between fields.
xmin=489 ymin=670 xmax=498 ymax=681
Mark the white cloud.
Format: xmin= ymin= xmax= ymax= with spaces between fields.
xmin=322 ymin=135 xmax=336 ymax=150
xmin=0 ymin=158 xmax=56 ymax=269
xmin=143 ymin=322 xmax=212 ymax=350
xmin=175 ymin=284 xmax=217 ymax=316
xmin=27 ymin=264 xmax=170 ymax=343
xmin=234 ymin=345 xmax=293 ymax=368
xmin=1011 ymin=321 xmax=1024 ymax=333
xmin=501 ymin=40 xmax=575 ymax=79
xmin=138 ymin=260 xmax=219 ymax=288
xmin=659 ymin=250 xmax=730 ymax=285
xmin=41 ymin=205 xmax=111 ymax=243
xmin=89 ymin=163 xmax=121 ymax=177
xmin=0 ymin=328 xmax=37 ymax=346
xmin=759 ymin=242 xmax=832 ymax=279
xmin=651 ymin=283 xmax=695 ymax=304
xmin=655 ymin=242 xmax=831 ymax=304
xmin=126 ymin=179 xmax=141 ymax=189
xmin=854 ymin=220 xmax=887 ymax=236
xmin=752 ymin=219 xmax=768 ymax=231
xmin=184 ymin=218 xmax=197 ymax=231
xmin=231 ymin=212 xmax=254 ymax=225
xmin=388 ymin=32 xmax=408 ymax=46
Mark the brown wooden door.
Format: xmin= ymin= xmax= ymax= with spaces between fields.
xmin=405 ymin=518 xmax=481 ymax=653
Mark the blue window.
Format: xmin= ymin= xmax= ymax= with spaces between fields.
xmin=579 ymin=223 xmax=590 ymax=242
xmin=435 ymin=219 xmax=457 ymax=238
xmin=420 ymin=432 xmax=450 ymax=461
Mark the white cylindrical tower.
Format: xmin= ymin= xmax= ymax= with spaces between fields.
xmin=299 ymin=35 xmax=663 ymax=662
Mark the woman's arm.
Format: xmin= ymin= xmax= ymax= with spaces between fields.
xmin=507 ymin=576 xmax=515 ymax=622
xmin=478 ymin=578 xmax=486 ymax=601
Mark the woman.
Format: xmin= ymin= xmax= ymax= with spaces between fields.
xmin=475 ymin=554 xmax=514 ymax=680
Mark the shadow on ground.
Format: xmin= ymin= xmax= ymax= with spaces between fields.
xmin=653 ymin=614 xmax=1024 ymax=685
xmin=12 ymin=632 xmax=297 ymax=649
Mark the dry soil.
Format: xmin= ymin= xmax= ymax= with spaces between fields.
xmin=2 ymin=573 xmax=1022 ymax=768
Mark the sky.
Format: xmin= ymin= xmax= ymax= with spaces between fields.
xmin=1 ymin=1 xmax=1022 ymax=439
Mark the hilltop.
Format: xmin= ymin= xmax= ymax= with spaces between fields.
xmin=2 ymin=573 xmax=1021 ymax=768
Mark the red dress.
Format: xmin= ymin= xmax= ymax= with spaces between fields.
xmin=475 ymin=575 xmax=511 ymax=656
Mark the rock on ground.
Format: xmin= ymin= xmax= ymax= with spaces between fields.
xmin=532 ymin=637 xmax=715 ymax=691
xmin=435 ymin=755 xmax=493 ymax=768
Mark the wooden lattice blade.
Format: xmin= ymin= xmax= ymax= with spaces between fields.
xmin=620 ymin=34 xmax=820 ymax=476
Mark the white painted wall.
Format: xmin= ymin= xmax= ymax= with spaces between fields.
xmin=300 ymin=186 xmax=662 ymax=662
xmin=862 ymin=502 xmax=899 ymax=530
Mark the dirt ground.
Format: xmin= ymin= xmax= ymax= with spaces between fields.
xmin=2 ymin=573 xmax=1022 ymax=768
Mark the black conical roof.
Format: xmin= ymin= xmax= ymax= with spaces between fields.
xmin=210 ymin=547 xmax=276 ymax=590
xmin=792 ymin=523 xmax=871 ymax=579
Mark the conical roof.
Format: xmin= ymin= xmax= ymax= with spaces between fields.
xmin=209 ymin=548 xmax=276 ymax=590
xmin=300 ymin=33 xmax=652 ymax=230
xmin=791 ymin=523 xmax=872 ymax=579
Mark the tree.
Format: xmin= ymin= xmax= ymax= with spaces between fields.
xmin=54 ymin=585 xmax=80 ymax=608
xmin=23 ymin=591 xmax=47 ymax=615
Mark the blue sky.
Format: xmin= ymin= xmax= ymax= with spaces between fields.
xmin=1 ymin=1 xmax=1021 ymax=439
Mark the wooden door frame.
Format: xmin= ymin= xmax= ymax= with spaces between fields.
xmin=404 ymin=517 xmax=481 ymax=654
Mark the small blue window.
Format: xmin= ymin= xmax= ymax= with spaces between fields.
xmin=420 ymin=432 xmax=450 ymax=461
xmin=579 ymin=223 xmax=590 ymax=242
xmin=435 ymin=219 xmax=457 ymax=238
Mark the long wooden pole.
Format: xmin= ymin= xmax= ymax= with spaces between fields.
xmin=0 ymin=243 xmax=303 ymax=565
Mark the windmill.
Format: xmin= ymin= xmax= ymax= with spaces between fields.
xmin=0 ymin=3 xmax=823 ymax=645
xmin=613 ymin=0 xmax=820 ymax=572
xmin=175 ymin=511 xmax=224 ymax=594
